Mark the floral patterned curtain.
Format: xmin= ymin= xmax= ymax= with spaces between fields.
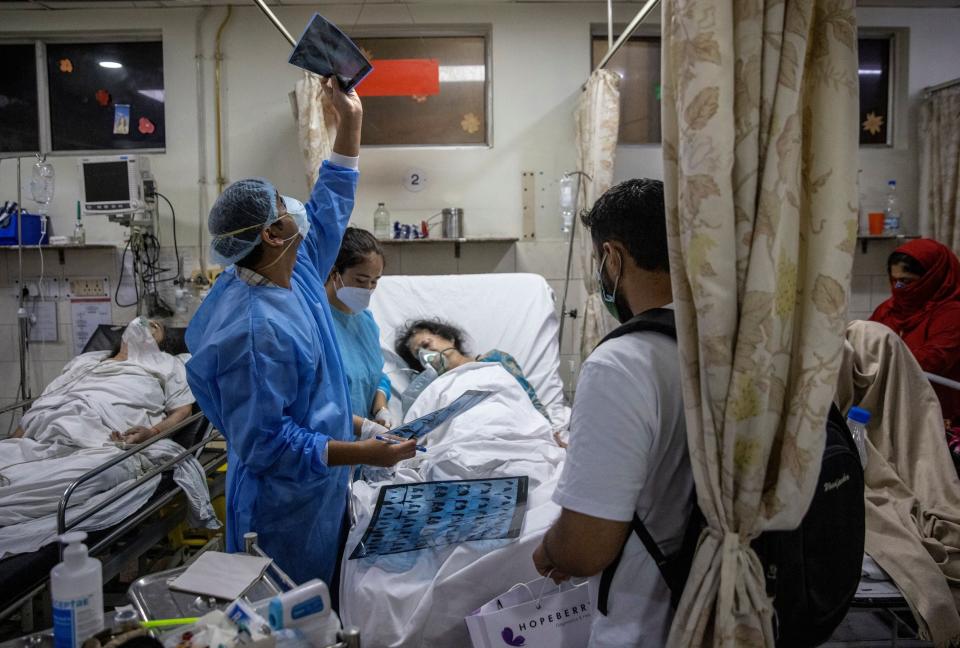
xmin=661 ymin=0 xmax=859 ymax=644
xmin=919 ymin=85 xmax=960 ymax=255
xmin=294 ymin=71 xmax=337 ymax=190
xmin=575 ymin=69 xmax=621 ymax=358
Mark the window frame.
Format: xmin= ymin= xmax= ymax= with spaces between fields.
xmin=857 ymin=27 xmax=909 ymax=150
xmin=590 ymin=23 xmax=662 ymax=147
xmin=345 ymin=24 xmax=493 ymax=149
xmin=0 ymin=31 xmax=165 ymax=156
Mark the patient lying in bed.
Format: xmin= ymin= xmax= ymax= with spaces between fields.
xmin=0 ymin=317 xmax=214 ymax=558
xmin=342 ymin=330 xmax=566 ymax=647
xmin=12 ymin=318 xmax=194 ymax=447
xmin=396 ymin=319 xmax=551 ymax=421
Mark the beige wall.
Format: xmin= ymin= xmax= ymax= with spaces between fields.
xmin=1 ymin=4 xmax=958 ymax=433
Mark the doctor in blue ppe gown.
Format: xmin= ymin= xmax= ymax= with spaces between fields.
xmin=323 ymin=227 xmax=394 ymax=434
xmin=185 ymin=81 xmax=416 ymax=586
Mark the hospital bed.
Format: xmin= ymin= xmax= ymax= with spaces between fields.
xmin=340 ymin=273 xmax=571 ymax=647
xmin=370 ymin=273 xmax=571 ymax=429
xmin=0 ymin=325 xmax=227 ymax=631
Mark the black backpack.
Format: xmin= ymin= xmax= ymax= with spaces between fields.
xmin=595 ymin=308 xmax=865 ymax=647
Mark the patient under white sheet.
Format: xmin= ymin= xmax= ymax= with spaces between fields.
xmin=15 ymin=349 xmax=194 ymax=454
xmin=0 ymin=321 xmax=217 ymax=558
xmin=341 ymin=362 xmax=565 ymax=647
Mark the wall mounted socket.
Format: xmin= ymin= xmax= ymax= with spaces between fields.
xmin=65 ymin=277 xmax=110 ymax=299
xmin=12 ymin=277 xmax=61 ymax=300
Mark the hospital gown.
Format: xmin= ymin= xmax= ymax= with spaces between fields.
xmin=185 ymin=161 xmax=357 ymax=586
xmin=476 ymin=350 xmax=550 ymax=421
xmin=330 ymin=308 xmax=391 ymax=418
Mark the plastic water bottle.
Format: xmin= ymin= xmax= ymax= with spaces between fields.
xmin=373 ymin=203 xmax=391 ymax=239
xmin=846 ymin=407 xmax=871 ymax=468
xmin=559 ymin=174 xmax=576 ymax=235
xmin=884 ymin=180 xmax=901 ymax=235
xmin=51 ymin=533 xmax=104 ymax=648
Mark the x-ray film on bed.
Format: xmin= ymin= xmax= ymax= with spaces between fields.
xmin=349 ymin=476 xmax=528 ymax=559
xmin=288 ymin=14 xmax=373 ymax=91
xmin=392 ymin=389 xmax=494 ymax=440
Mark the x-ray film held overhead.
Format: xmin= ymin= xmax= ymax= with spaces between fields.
xmin=288 ymin=14 xmax=373 ymax=92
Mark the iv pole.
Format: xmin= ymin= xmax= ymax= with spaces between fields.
xmin=14 ymin=157 xmax=31 ymax=403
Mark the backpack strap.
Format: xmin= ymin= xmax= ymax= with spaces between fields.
xmin=594 ymin=307 xmax=678 ymax=616
xmin=597 ymin=307 xmax=677 ymax=347
xmin=598 ymin=513 xmax=672 ymax=616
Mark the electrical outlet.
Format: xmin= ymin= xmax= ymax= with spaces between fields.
xmin=65 ymin=277 xmax=109 ymax=299
xmin=12 ymin=277 xmax=60 ymax=300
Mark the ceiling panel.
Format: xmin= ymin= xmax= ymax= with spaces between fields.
xmin=2 ymin=0 xmax=958 ymax=8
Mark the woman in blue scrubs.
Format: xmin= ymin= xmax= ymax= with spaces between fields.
xmin=324 ymin=227 xmax=394 ymax=434
xmin=185 ymin=80 xmax=415 ymax=587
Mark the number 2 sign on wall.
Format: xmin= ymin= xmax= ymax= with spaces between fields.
xmin=403 ymin=168 xmax=428 ymax=192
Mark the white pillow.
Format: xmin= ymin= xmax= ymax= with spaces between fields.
xmin=369 ymin=273 xmax=569 ymax=426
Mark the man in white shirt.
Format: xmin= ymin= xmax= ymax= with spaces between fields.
xmin=532 ymin=178 xmax=693 ymax=647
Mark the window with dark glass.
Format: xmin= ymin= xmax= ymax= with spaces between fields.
xmin=0 ymin=44 xmax=41 ymax=154
xmin=858 ymin=36 xmax=892 ymax=146
xmin=46 ymin=40 xmax=165 ymax=151
xmin=352 ymin=34 xmax=488 ymax=146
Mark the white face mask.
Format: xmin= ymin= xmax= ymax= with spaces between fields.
xmin=334 ymin=274 xmax=373 ymax=313
xmin=281 ymin=196 xmax=310 ymax=239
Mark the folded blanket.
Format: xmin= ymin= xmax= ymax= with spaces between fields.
xmin=836 ymin=321 xmax=960 ymax=647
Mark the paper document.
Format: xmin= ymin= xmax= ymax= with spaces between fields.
xmin=170 ymin=551 xmax=272 ymax=600
xmin=71 ymin=298 xmax=111 ymax=355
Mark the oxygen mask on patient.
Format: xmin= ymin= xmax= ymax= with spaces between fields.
xmin=121 ymin=317 xmax=172 ymax=373
xmin=418 ymin=347 xmax=455 ymax=374
xmin=399 ymin=347 xmax=450 ymax=416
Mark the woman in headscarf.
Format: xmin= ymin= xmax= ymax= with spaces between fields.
xmin=870 ymin=238 xmax=960 ymax=426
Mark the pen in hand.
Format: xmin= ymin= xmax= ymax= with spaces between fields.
xmin=376 ymin=435 xmax=427 ymax=453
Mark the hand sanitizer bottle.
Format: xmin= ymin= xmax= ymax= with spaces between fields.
xmin=52 ymin=532 xmax=104 ymax=648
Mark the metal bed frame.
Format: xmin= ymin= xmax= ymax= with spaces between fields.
xmin=0 ymin=405 xmax=228 ymax=627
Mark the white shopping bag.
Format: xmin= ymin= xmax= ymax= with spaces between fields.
xmin=465 ymin=576 xmax=592 ymax=648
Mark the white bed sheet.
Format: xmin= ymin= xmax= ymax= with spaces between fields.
xmin=369 ymin=273 xmax=570 ymax=428
xmin=341 ymin=363 xmax=565 ymax=647
xmin=0 ymin=350 xmax=218 ymax=557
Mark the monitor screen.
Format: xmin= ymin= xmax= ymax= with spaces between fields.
xmin=83 ymin=161 xmax=130 ymax=203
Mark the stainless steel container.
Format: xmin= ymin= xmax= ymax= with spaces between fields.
xmin=441 ymin=207 xmax=464 ymax=239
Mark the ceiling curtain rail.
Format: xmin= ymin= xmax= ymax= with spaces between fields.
xmin=924 ymin=76 xmax=960 ymax=97
xmin=589 ymin=0 xmax=660 ymax=81
xmin=251 ymin=0 xmax=297 ymax=47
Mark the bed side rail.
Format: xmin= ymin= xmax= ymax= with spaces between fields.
xmin=927 ymin=372 xmax=960 ymax=393
xmin=0 ymin=398 xmax=35 ymax=416
xmin=56 ymin=413 xmax=220 ymax=536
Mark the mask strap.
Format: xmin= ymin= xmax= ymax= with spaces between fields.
xmin=610 ymin=249 xmax=622 ymax=297
xmin=598 ymin=249 xmax=621 ymax=301
xmin=257 ymin=236 xmax=297 ymax=271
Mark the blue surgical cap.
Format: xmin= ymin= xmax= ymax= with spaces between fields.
xmin=209 ymin=178 xmax=280 ymax=266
